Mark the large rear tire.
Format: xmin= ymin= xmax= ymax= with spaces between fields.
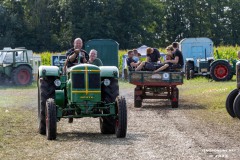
xmin=233 ymin=94 xmax=240 ymax=119
xmin=38 ymin=77 xmax=56 ymax=135
xmin=100 ymin=78 xmax=119 ymax=134
xmin=226 ymin=89 xmax=238 ymax=118
xmin=12 ymin=65 xmax=32 ymax=86
xmin=185 ymin=62 xmax=194 ymax=80
xmin=46 ymin=98 xmax=57 ymax=140
xmin=210 ymin=61 xmax=232 ymax=81
xmin=115 ymin=96 xmax=127 ymax=138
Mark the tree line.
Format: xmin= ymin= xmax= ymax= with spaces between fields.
xmin=0 ymin=0 xmax=239 ymax=52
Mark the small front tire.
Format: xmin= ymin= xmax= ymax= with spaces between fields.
xmin=46 ymin=98 xmax=57 ymax=140
xmin=115 ymin=96 xmax=127 ymax=138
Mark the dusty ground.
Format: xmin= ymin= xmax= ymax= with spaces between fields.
xmin=1 ymin=83 xmax=240 ymax=160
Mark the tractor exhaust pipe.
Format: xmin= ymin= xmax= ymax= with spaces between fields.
xmin=205 ymin=48 xmax=207 ymax=60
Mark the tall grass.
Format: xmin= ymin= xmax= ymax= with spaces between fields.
xmin=214 ymin=46 xmax=240 ymax=60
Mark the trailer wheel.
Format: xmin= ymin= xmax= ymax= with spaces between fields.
xmin=100 ymin=78 xmax=119 ymax=134
xmin=226 ymin=89 xmax=238 ymax=118
xmin=210 ymin=61 xmax=232 ymax=81
xmin=134 ymin=87 xmax=142 ymax=108
xmin=171 ymin=87 xmax=179 ymax=108
xmin=38 ymin=77 xmax=56 ymax=135
xmin=115 ymin=96 xmax=127 ymax=138
xmin=12 ymin=65 xmax=32 ymax=86
xmin=46 ymin=98 xmax=57 ymax=140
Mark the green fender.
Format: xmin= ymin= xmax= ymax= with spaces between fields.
xmin=210 ymin=59 xmax=229 ymax=67
xmin=38 ymin=65 xmax=60 ymax=78
xmin=99 ymin=66 xmax=119 ymax=78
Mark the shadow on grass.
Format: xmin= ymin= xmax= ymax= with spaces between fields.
xmin=56 ymin=131 xmax=145 ymax=145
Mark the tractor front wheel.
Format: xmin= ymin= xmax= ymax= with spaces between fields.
xmin=226 ymin=89 xmax=238 ymax=118
xmin=46 ymin=98 xmax=57 ymax=140
xmin=115 ymin=96 xmax=127 ymax=138
xmin=12 ymin=65 xmax=32 ymax=85
xmin=210 ymin=61 xmax=232 ymax=81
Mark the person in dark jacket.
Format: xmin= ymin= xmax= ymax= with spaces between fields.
xmin=65 ymin=38 xmax=89 ymax=68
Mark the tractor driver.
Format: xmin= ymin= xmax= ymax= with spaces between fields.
xmin=66 ymin=38 xmax=89 ymax=68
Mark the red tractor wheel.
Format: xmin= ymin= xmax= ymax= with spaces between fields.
xmin=210 ymin=61 xmax=232 ymax=81
xmin=12 ymin=65 xmax=32 ymax=85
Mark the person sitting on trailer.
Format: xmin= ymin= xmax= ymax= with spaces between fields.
xmin=126 ymin=50 xmax=140 ymax=71
xmin=153 ymin=46 xmax=174 ymax=73
xmin=164 ymin=42 xmax=184 ymax=69
xmin=135 ymin=47 xmax=161 ymax=71
xmin=132 ymin=49 xmax=141 ymax=64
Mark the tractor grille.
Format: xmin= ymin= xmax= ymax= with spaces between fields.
xmin=88 ymin=74 xmax=100 ymax=89
xmin=72 ymin=73 xmax=85 ymax=88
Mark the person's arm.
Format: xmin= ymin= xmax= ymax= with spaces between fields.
xmin=130 ymin=62 xmax=139 ymax=67
xmin=165 ymin=56 xmax=179 ymax=64
xmin=68 ymin=49 xmax=79 ymax=62
xmin=153 ymin=64 xmax=169 ymax=73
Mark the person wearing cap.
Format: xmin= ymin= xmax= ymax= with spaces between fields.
xmin=126 ymin=50 xmax=140 ymax=71
xmin=153 ymin=46 xmax=174 ymax=73
xmin=135 ymin=47 xmax=161 ymax=71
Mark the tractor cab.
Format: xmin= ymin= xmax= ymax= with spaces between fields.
xmin=0 ymin=47 xmax=33 ymax=85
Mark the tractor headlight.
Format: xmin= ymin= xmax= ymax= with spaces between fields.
xmin=103 ymin=79 xmax=111 ymax=86
xmin=54 ymin=79 xmax=61 ymax=87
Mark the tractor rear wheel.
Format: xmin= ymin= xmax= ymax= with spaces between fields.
xmin=38 ymin=77 xmax=56 ymax=135
xmin=233 ymin=94 xmax=240 ymax=119
xmin=210 ymin=61 xmax=232 ymax=81
xmin=171 ymin=87 xmax=179 ymax=108
xmin=46 ymin=98 xmax=57 ymax=140
xmin=185 ymin=62 xmax=194 ymax=80
xmin=226 ymin=89 xmax=238 ymax=118
xmin=100 ymin=78 xmax=119 ymax=134
xmin=12 ymin=65 xmax=32 ymax=86
xmin=115 ymin=96 xmax=127 ymax=138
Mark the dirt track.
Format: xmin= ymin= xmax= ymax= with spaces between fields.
xmin=1 ymin=85 xmax=240 ymax=160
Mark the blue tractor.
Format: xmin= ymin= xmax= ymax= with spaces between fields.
xmin=180 ymin=37 xmax=233 ymax=81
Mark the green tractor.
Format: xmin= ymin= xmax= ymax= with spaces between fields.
xmin=0 ymin=47 xmax=33 ymax=85
xmin=226 ymin=61 xmax=240 ymax=118
xmin=37 ymin=64 xmax=127 ymax=140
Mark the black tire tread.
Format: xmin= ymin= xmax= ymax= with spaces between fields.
xmin=226 ymin=89 xmax=238 ymax=118
xmin=38 ymin=77 xmax=55 ymax=135
xmin=116 ymin=96 xmax=127 ymax=138
xmin=46 ymin=98 xmax=57 ymax=140
xmin=100 ymin=78 xmax=119 ymax=134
